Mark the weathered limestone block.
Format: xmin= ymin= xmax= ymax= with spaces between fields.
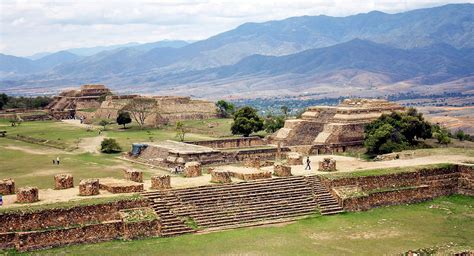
xmin=184 ymin=162 xmax=202 ymax=177
xmin=287 ymin=152 xmax=303 ymax=165
xmin=79 ymin=179 xmax=100 ymax=196
xmin=151 ymin=175 xmax=171 ymax=190
xmin=0 ymin=178 xmax=15 ymax=195
xmin=319 ymin=158 xmax=337 ymax=172
xmin=54 ymin=174 xmax=74 ymax=190
xmin=124 ymin=169 xmax=143 ymax=183
xmin=244 ymin=158 xmax=261 ymax=169
xmin=211 ymin=171 xmax=232 ymax=184
xmin=16 ymin=187 xmax=39 ymax=203
xmin=273 ymin=164 xmax=292 ymax=177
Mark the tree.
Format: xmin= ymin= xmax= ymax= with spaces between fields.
xmin=175 ymin=121 xmax=187 ymax=142
xmin=216 ymin=100 xmax=235 ymax=118
xmin=364 ymin=108 xmax=432 ymax=155
xmin=280 ymin=106 xmax=289 ymax=117
xmin=99 ymin=119 xmax=110 ymax=130
xmin=0 ymin=93 xmax=8 ymax=110
xmin=116 ymin=111 xmax=132 ymax=129
xmin=231 ymin=106 xmax=263 ymax=137
xmin=455 ymin=129 xmax=466 ymax=141
xmin=264 ymin=115 xmax=285 ymax=133
xmin=100 ymin=138 xmax=122 ymax=153
xmin=123 ymin=98 xmax=157 ymax=127
xmin=433 ymin=125 xmax=451 ymax=145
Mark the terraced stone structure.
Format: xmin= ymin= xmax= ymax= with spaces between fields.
xmin=47 ymin=84 xmax=111 ymax=119
xmin=0 ymin=178 xmax=15 ymax=195
xmin=270 ymin=99 xmax=404 ymax=152
xmin=94 ymin=95 xmax=218 ymax=126
xmin=16 ymin=187 xmax=39 ymax=203
xmin=54 ymin=174 xmax=74 ymax=190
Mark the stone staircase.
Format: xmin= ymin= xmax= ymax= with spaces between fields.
xmin=141 ymin=175 xmax=343 ymax=235
xmin=305 ymin=175 xmax=344 ymax=215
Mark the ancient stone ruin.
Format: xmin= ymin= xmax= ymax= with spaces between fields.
xmin=287 ymin=152 xmax=303 ymax=165
xmin=54 ymin=174 xmax=74 ymax=190
xmin=184 ymin=162 xmax=202 ymax=177
xmin=79 ymin=179 xmax=100 ymax=196
xmin=124 ymin=169 xmax=143 ymax=183
xmin=16 ymin=187 xmax=39 ymax=203
xmin=270 ymin=99 xmax=404 ymax=152
xmin=273 ymin=164 xmax=292 ymax=177
xmin=151 ymin=175 xmax=171 ymax=190
xmin=99 ymin=178 xmax=143 ymax=193
xmin=0 ymin=178 xmax=15 ymax=195
xmin=244 ymin=158 xmax=261 ymax=169
xmin=211 ymin=171 xmax=232 ymax=184
xmin=319 ymin=158 xmax=337 ymax=172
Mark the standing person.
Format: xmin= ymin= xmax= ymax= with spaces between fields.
xmin=0 ymin=194 xmax=3 ymax=206
xmin=56 ymin=156 xmax=60 ymax=165
xmin=305 ymin=156 xmax=311 ymax=170
xmin=52 ymin=159 xmax=56 ymax=165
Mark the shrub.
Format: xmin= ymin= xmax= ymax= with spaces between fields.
xmin=100 ymin=138 xmax=122 ymax=153
xmin=231 ymin=106 xmax=263 ymax=137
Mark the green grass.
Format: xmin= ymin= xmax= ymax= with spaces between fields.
xmin=10 ymin=195 xmax=473 ymax=255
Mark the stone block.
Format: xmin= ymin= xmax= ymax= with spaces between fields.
xmin=273 ymin=164 xmax=292 ymax=177
xmin=16 ymin=187 xmax=39 ymax=203
xmin=244 ymin=158 xmax=261 ymax=169
xmin=0 ymin=178 xmax=15 ymax=195
xmin=184 ymin=162 xmax=202 ymax=177
xmin=79 ymin=179 xmax=100 ymax=196
xmin=151 ymin=175 xmax=171 ymax=190
xmin=124 ymin=169 xmax=143 ymax=183
xmin=54 ymin=174 xmax=74 ymax=190
xmin=319 ymin=158 xmax=337 ymax=172
xmin=287 ymin=152 xmax=303 ymax=165
xmin=211 ymin=171 xmax=232 ymax=184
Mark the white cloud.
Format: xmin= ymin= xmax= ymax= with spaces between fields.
xmin=0 ymin=0 xmax=472 ymax=56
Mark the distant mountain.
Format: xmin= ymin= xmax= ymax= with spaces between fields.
xmin=34 ymin=51 xmax=80 ymax=70
xmin=0 ymin=54 xmax=36 ymax=74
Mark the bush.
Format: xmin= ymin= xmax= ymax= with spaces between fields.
xmin=100 ymin=138 xmax=122 ymax=153
xmin=264 ymin=115 xmax=285 ymax=133
xmin=231 ymin=106 xmax=263 ymax=137
xmin=117 ymin=111 xmax=132 ymax=128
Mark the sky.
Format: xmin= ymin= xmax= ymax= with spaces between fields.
xmin=0 ymin=0 xmax=473 ymax=56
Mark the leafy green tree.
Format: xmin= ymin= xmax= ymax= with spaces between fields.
xmin=432 ymin=125 xmax=451 ymax=145
xmin=99 ymin=119 xmax=110 ymax=130
xmin=280 ymin=106 xmax=289 ymax=117
xmin=264 ymin=115 xmax=285 ymax=133
xmin=231 ymin=106 xmax=263 ymax=137
xmin=455 ymin=129 xmax=466 ymax=141
xmin=116 ymin=111 xmax=132 ymax=129
xmin=0 ymin=93 xmax=8 ymax=110
xmin=216 ymin=100 xmax=235 ymax=118
xmin=100 ymin=138 xmax=122 ymax=153
xmin=364 ymin=108 xmax=432 ymax=155
xmin=175 ymin=121 xmax=187 ymax=142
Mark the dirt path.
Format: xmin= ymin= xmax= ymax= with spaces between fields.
xmin=78 ymin=134 xmax=105 ymax=153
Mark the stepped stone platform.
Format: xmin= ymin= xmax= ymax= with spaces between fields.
xmin=213 ymin=166 xmax=272 ymax=181
xmin=141 ymin=175 xmax=343 ymax=236
xmin=99 ymin=178 xmax=143 ymax=194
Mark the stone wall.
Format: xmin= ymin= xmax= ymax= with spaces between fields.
xmin=187 ymin=137 xmax=266 ymax=149
xmin=458 ymin=165 xmax=474 ymax=195
xmin=0 ymin=199 xmax=148 ymax=233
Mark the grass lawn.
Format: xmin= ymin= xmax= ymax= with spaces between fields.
xmin=8 ymin=195 xmax=471 ymax=255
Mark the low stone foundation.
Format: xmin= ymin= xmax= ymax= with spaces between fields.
xmin=211 ymin=171 xmax=232 ymax=183
xmin=124 ymin=169 xmax=143 ymax=183
xmin=244 ymin=158 xmax=261 ymax=169
xmin=99 ymin=178 xmax=144 ymax=194
xmin=184 ymin=162 xmax=202 ymax=177
xmin=230 ymin=170 xmax=272 ymax=181
xmin=151 ymin=175 xmax=171 ymax=190
xmin=273 ymin=164 xmax=292 ymax=177
xmin=0 ymin=178 xmax=15 ymax=195
xmin=16 ymin=187 xmax=39 ymax=203
xmin=287 ymin=152 xmax=302 ymax=165
xmin=79 ymin=179 xmax=100 ymax=196
xmin=319 ymin=158 xmax=336 ymax=172
xmin=54 ymin=174 xmax=74 ymax=190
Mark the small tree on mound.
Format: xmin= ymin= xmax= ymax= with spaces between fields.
xmin=231 ymin=106 xmax=263 ymax=137
xmin=364 ymin=108 xmax=432 ymax=155
xmin=117 ymin=111 xmax=132 ymax=129
xmin=101 ymin=138 xmax=122 ymax=153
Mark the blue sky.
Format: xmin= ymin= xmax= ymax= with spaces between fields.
xmin=0 ymin=0 xmax=472 ymax=56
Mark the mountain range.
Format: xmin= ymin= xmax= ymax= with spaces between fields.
xmin=1 ymin=3 xmax=473 ymax=98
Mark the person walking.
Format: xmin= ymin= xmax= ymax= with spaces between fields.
xmin=305 ymin=156 xmax=311 ymax=170
xmin=56 ymin=156 xmax=60 ymax=165
xmin=52 ymin=159 xmax=56 ymax=165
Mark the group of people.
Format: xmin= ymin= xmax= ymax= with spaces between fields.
xmin=172 ymin=166 xmax=184 ymax=174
